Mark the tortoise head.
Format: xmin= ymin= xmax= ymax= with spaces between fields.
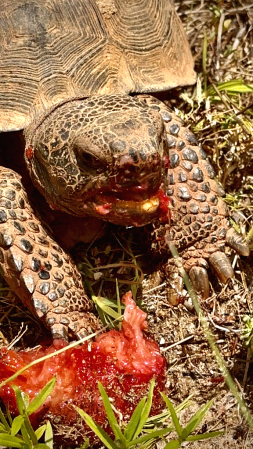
xmin=25 ymin=95 xmax=169 ymax=226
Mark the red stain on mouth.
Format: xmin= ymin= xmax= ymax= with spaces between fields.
xmin=0 ymin=292 xmax=166 ymax=445
xmin=157 ymin=188 xmax=171 ymax=223
xmin=95 ymin=202 xmax=112 ymax=215
xmin=25 ymin=145 xmax=34 ymax=160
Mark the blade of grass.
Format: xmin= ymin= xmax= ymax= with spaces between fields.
xmin=202 ymin=30 xmax=207 ymax=93
xmin=11 ymin=386 xmax=26 ymax=415
xmin=124 ymin=398 xmax=146 ymax=441
xmin=160 ymin=393 xmax=182 ymax=436
xmin=0 ymin=433 xmax=25 ymax=448
xmin=186 ymin=431 xmax=223 ymax=441
xmin=44 ymin=421 xmax=53 ymax=449
xmin=181 ymin=400 xmax=214 ymax=439
xmin=163 ymin=440 xmax=180 ymax=449
xmin=98 ymin=382 xmax=125 ymax=443
xmin=0 ymin=423 xmax=7 ymax=433
xmin=0 ymin=407 xmax=10 ymax=430
xmin=6 ymin=409 xmax=13 ymax=425
xmin=35 ymin=424 xmax=47 ymax=441
xmin=20 ymin=422 xmax=30 ymax=446
xmin=73 ymin=406 xmax=118 ymax=449
xmin=34 ymin=444 xmax=53 ymax=449
xmin=128 ymin=428 xmax=172 ymax=447
xmin=23 ymin=415 xmax=38 ymax=446
xmin=93 ymin=296 xmax=122 ymax=320
xmin=116 ymin=279 xmax=122 ymax=331
xmin=27 ymin=377 xmax=56 ymax=415
xmin=131 ymin=378 xmax=155 ymax=440
xmin=145 ymin=395 xmax=193 ymax=428
xmin=11 ymin=415 xmax=24 ymax=436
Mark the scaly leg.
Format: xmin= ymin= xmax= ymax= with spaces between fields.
xmin=139 ymin=95 xmax=249 ymax=302
xmin=0 ymin=167 xmax=101 ymax=340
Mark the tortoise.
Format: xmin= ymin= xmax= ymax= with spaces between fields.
xmin=0 ymin=0 xmax=249 ymax=341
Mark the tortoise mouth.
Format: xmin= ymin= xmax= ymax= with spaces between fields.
xmin=83 ymin=187 xmax=170 ymax=226
xmin=94 ymin=193 xmax=160 ymax=216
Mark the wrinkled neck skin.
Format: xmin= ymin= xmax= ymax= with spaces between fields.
xmin=24 ymin=94 xmax=168 ymax=227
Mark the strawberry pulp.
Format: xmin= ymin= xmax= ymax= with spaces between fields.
xmin=0 ymin=292 xmax=166 ymax=445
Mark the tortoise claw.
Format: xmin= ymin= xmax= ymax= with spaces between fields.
xmin=209 ymin=251 xmax=234 ymax=283
xmin=77 ymin=329 xmax=89 ymax=340
xmin=189 ymin=267 xmax=210 ymax=299
xmin=164 ymin=260 xmax=184 ymax=305
xmin=226 ymin=227 xmax=250 ymax=256
xmin=50 ymin=323 xmax=68 ymax=342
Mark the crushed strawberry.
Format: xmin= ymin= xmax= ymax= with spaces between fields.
xmin=157 ymin=188 xmax=171 ymax=222
xmin=95 ymin=203 xmax=112 ymax=215
xmin=0 ymin=292 xmax=166 ymax=445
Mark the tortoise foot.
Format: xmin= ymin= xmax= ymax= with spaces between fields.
xmin=142 ymin=96 xmax=250 ymax=304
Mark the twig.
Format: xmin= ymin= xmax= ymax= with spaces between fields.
xmin=8 ymin=324 xmax=28 ymax=350
xmin=144 ymin=282 xmax=167 ymax=294
xmin=161 ymin=335 xmax=194 ymax=352
xmin=216 ymin=12 xmax=225 ymax=71
xmin=242 ymin=347 xmax=251 ymax=388
xmin=208 ymin=314 xmax=241 ymax=335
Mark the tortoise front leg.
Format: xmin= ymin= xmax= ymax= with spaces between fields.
xmin=0 ymin=167 xmax=100 ymax=340
xmin=139 ymin=95 xmax=250 ymax=302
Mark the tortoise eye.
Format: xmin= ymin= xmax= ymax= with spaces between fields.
xmin=73 ymin=146 xmax=104 ymax=174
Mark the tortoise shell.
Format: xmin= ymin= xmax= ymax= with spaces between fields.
xmin=0 ymin=0 xmax=195 ymax=132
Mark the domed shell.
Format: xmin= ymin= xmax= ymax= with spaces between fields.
xmin=0 ymin=0 xmax=196 ymax=131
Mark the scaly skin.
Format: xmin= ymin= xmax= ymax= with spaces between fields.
xmin=0 ymin=168 xmax=101 ymax=340
xmin=25 ymin=95 xmax=166 ymax=226
xmin=139 ymin=96 xmax=249 ymax=301
xmin=0 ymin=95 xmax=249 ymax=338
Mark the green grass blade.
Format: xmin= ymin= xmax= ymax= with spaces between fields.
xmin=23 ymin=415 xmax=38 ymax=445
xmin=33 ymin=444 xmax=53 ymax=449
xmin=35 ymin=424 xmax=47 ymax=441
xmin=0 ymin=423 xmax=8 ymax=433
xmin=131 ymin=378 xmax=155 ymax=440
xmin=6 ymin=408 xmax=13 ymax=425
xmin=163 ymin=440 xmax=180 ymax=449
xmin=202 ymin=30 xmax=207 ymax=92
xmin=74 ymin=406 xmax=119 ymax=449
xmin=78 ymin=438 xmax=90 ymax=449
xmin=44 ymin=421 xmax=53 ymax=448
xmin=160 ymin=393 xmax=182 ymax=436
xmin=181 ymin=400 xmax=213 ymax=439
xmin=98 ymin=382 xmax=125 ymax=443
xmin=11 ymin=415 xmax=24 ymax=436
xmin=0 ymin=433 xmax=25 ymax=448
xmin=145 ymin=395 xmax=193 ymax=428
xmin=94 ymin=297 xmax=122 ymax=320
xmin=27 ymin=377 xmax=56 ymax=415
xmin=124 ymin=397 xmax=146 ymax=441
xmin=20 ymin=422 xmax=31 ymax=445
xmin=0 ymin=407 xmax=10 ymax=430
xmin=96 ymin=303 xmax=108 ymax=326
xmin=186 ymin=431 xmax=223 ymax=441
xmin=97 ymin=296 xmax=124 ymax=310
xmin=12 ymin=385 xmax=26 ymax=415
xmin=128 ymin=428 xmax=172 ymax=447
xmin=116 ymin=279 xmax=122 ymax=330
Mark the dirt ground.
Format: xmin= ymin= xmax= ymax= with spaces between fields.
xmin=0 ymin=0 xmax=253 ymax=448
xmin=144 ymin=1 xmax=253 ymax=447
